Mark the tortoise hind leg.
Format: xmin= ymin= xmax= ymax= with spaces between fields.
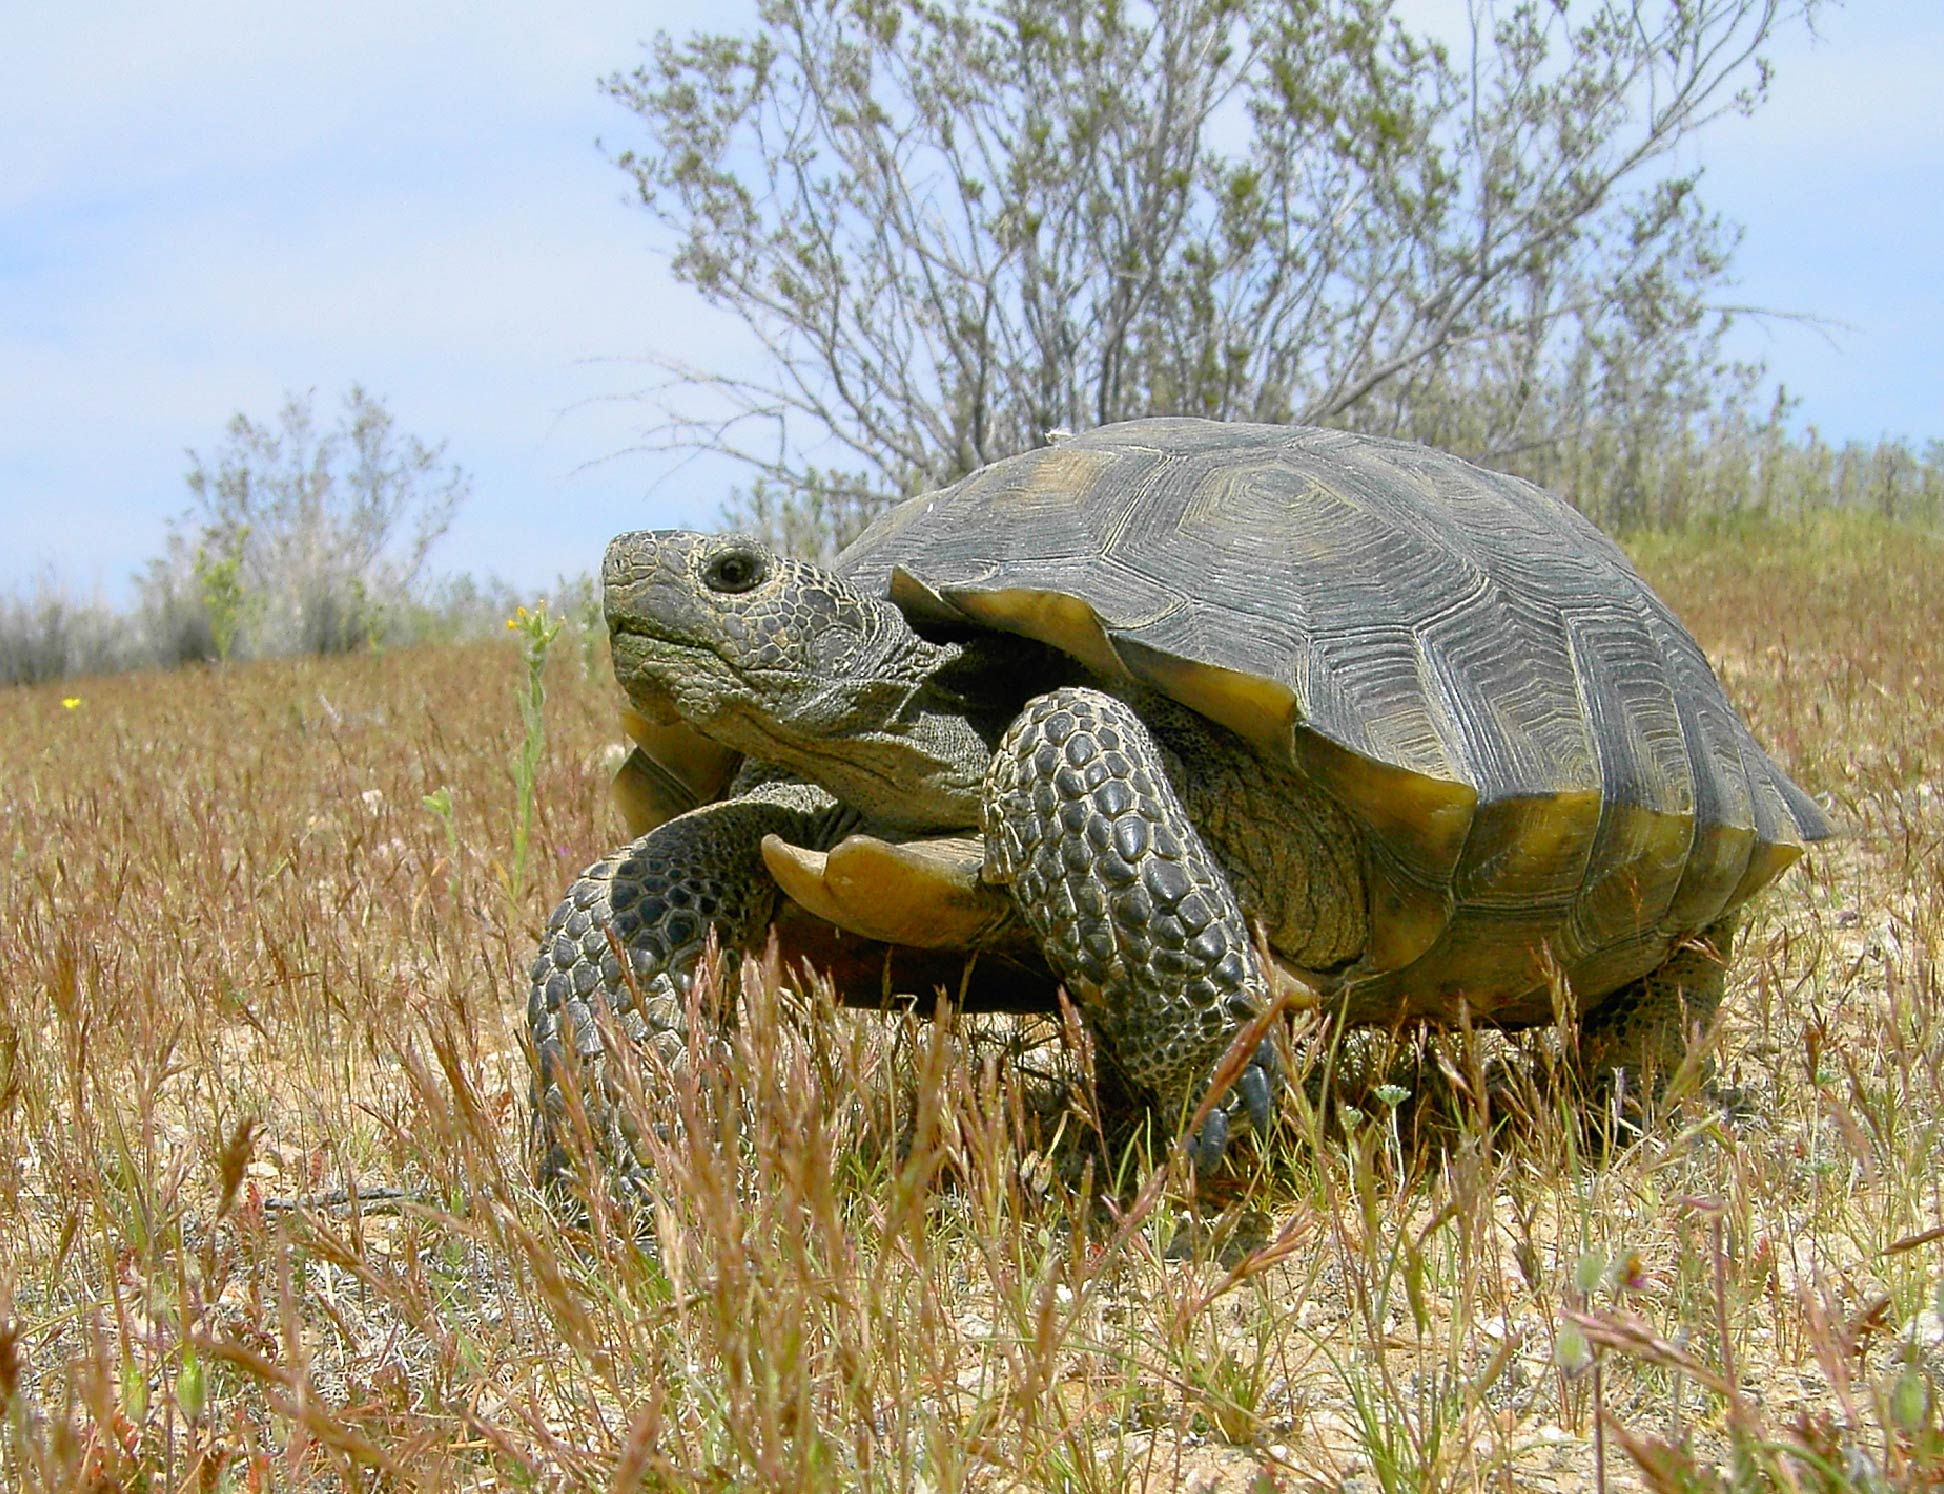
xmin=1578 ymin=916 xmax=1738 ymax=1114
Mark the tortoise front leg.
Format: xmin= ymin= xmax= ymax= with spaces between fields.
xmin=527 ymin=780 xmax=842 ymax=1206
xmin=983 ymin=687 xmax=1281 ymax=1169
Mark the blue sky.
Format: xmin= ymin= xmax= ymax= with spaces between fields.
xmin=4 ymin=1 xmax=1939 ymax=603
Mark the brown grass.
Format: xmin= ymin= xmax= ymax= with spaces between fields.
xmin=2 ymin=512 xmax=1941 ymax=1491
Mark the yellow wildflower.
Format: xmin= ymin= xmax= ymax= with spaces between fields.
xmin=61 ymin=697 xmax=81 ymax=710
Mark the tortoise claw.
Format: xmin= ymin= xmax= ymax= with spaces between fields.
xmin=1233 ymin=1035 xmax=1283 ymax=1139
xmin=1238 ymin=1060 xmax=1275 ymax=1139
xmin=1189 ymin=1037 xmax=1283 ymax=1171
xmin=1188 ymin=1106 xmax=1230 ymax=1172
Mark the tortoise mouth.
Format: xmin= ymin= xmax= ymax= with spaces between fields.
xmin=608 ymin=614 xmax=672 ymax=644
xmin=609 ymin=625 xmax=700 ymax=724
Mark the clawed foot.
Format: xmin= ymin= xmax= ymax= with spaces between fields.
xmin=1188 ymin=1035 xmax=1283 ymax=1171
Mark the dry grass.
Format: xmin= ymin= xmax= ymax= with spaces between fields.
xmin=3 ymin=511 xmax=1941 ymax=1491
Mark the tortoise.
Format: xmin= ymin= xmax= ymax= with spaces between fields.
xmin=527 ymin=418 xmax=1829 ymax=1200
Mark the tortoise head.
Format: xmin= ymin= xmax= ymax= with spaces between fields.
xmin=603 ymin=531 xmax=990 ymax=825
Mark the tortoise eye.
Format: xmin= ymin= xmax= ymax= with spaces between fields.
xmin=703 ymin=548 xmax=765 ymax=595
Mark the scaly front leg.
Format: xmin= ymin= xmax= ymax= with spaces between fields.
xmin=527 ymin=778 xmax=842 ymax=1207
xmin=983 ymin=688 xmax=1282 ymax=1170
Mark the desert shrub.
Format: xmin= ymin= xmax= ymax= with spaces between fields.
xmin=0 ymin=577 xmax=131 ymax=687
xmin=139 ymin=384 xmax=470 ymax=661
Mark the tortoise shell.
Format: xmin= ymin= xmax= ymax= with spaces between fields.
xmin=836 ymin=419 xmax=1827 ymax=1016
xmin=622 ymin=419 xmax=1828 ymax=1020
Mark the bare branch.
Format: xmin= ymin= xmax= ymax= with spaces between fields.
xmin=605 ymin=0 xmax=1825 ymax=549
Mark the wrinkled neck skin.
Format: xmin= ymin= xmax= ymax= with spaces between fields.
xmin=705 ymin=627 xmax=1012 ymax=832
